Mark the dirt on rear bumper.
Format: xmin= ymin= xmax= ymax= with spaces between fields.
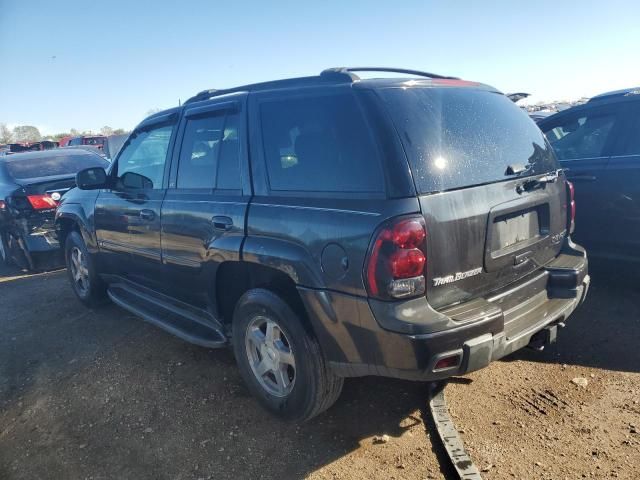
xmin=301 ymin=242 xmax=589 ymax=381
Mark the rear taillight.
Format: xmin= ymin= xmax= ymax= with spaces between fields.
xmin=566 ymin=181 xmax=575 ymax=234
xmin=365 ymin=217 xmax=427 ymax=300
xmin=27 ymin=194 xmax=58 ymax=210
xmin=0 ymin=200 xmax=5 ymax=210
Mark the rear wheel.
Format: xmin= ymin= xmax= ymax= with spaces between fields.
xmin=232 ymin=289 xmax=343 ymax=422
xmin=65 ymin=231 xmax=107 ymax=307
xmin=6 ymin=232 xmax=29 ymax=270
xmin=0 ymin=231 xmax=10 ymax=266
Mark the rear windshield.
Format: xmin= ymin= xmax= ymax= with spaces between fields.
xmin=379 ymin=87 xmax=558 ymax=193
xmin=5 ymin=153 xmax=109 ymax=180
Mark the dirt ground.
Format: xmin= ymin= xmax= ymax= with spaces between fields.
xmin=1 ymin=261 xmax=638 ymax=479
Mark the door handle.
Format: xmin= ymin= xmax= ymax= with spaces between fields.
xmin=139 ymin=209 xmax=155 ymax=221
xmin=212 ymin=215 xmax=233 ymax=231
xmin=568 ymin=175 xmax=596 ymax=182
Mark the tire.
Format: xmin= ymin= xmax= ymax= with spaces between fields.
xmin=0 ymin=231 xmax=10 ymax=266
xmin=64 ymin=231 xmax=108 ymax=307
xmin=232 ymin=288 xmax=344 ymax=422
xmin=6 ymin=232 xmax=29 ymax=270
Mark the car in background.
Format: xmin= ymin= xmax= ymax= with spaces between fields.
xmin=529 ymin=111 xmax=553 ymax=123
xmin=0 ymin=143 xmax=30 ymax=155
xmin=61 ymin=135 xmax=107 ymax=150
xmin=1 ymin=141 xmax=60 ymax=154
xmin=0 ymin=148 xmax=109 ymax=270
xmin=539 ymin=87 xmax=640 ymax=260
xmin=507 ymin=92 xmax=530 ymax=103
xmin=22 ymin=140 xmax=59 ymax=152
xmin=58 ymin=145 xmax=109 ymax=161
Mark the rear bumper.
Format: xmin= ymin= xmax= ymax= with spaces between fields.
xmin=22 ymin=229 xmax=60 ymax=252
xmin=300 ymin=242 xmax=589 ymax=381
xmin=8 ymin=219 xmax=63 ymax=269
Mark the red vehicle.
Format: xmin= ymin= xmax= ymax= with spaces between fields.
xmin=62 ymin=135 xmax=107 ymax=150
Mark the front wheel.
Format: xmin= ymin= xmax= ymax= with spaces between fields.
xmin=0 ymin=231 xmax=10 ymax=266
xmin=232 ymin=289 xmax=343 ymax=422
xmin=65 ymin=231 xmax=108 ymax=307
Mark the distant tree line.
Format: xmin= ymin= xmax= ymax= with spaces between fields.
xmin=0 ymin=123 xmax=129 ymax=144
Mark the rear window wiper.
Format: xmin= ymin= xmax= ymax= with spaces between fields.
xmin=505 ymin=163 xmax=530 ymax=176
xmin=514 ymin=169 xmax=565 ymax=193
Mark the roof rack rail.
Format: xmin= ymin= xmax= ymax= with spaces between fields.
xmin=184 ymin=89 xmax=219 ymax=105
xmin=184 ymin=67 xmax=459 ymax=105
xmin=321 ymin=67 xmax=459 ymax=80
xmin=183 ymin=71 xmax=356 ymax=105
xmin=588 ymin=87 xmax=640 ymax=103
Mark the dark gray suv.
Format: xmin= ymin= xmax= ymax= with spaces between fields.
xmin=55 ymin=67 xmax=589 ymax=421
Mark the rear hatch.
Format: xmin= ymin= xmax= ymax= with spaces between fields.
xmin=378 ymin=85 xmax=568 ymax=309
xmin=18 ymin=174 xmax=77 ymax=205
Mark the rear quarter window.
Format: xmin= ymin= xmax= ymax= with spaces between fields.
xmin=259 ymin=92 xmax=384 ymax=194
xmin=379 ymin=87 xmax=558 ymax=193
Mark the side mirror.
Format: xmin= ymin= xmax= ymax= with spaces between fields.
xmin=76 ymin=167 xmax=108 ymax=190
xmin=121 ymin=171 xmax=153 ymax=190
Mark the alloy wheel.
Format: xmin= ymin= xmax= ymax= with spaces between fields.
xmin=245 ymin=315 xmax=296 ymax=397
xmin=0 ymin=234 xmax=6 ymax=262
xmin=70 ymin=246 xmax=90 ymax=296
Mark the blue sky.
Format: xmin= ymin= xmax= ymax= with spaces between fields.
xmin=1 ymin=0 xmax=639 ymax=135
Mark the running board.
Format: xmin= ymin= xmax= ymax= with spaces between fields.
xmin=107 ymin=282 xmax=227 ymax=348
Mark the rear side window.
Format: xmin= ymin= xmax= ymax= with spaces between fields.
xmin=260 ymin=93 xmax=383 ymax=193
xmin=543 ymin=112 xmax=617 ymax=160
xmin=380 ymin=87 xmax=558 ymax=193
xmin=5 ymin=153 xmax=108 ymax=180
xmin=176 ymin=111 xmax=241 ymax=190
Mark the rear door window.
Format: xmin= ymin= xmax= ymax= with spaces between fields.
xmin=176 ymin=111 xmax=241 ymax=190
xmin=259 ymin=93 xmax=383 ymax=194
xmin=379 ymin=87 xmax=558 ymax=193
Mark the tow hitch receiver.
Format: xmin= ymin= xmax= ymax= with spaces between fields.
xmin=528 ymin=322 xmax=563 ymax=351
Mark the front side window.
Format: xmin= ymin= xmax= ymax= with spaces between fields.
xmin=260 ymin=93 xmax=383 ymax=193
xmin=544 ymin=112 xmax=617 ymax=160
xmin=176 ymin=111 xmax=241 ymax=190
xmin=116 ymin=124 xmax=173 ymax=189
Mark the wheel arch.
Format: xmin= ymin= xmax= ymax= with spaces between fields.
xmin=55 ymin=207 xmax=97 ymax=253
xmin=216 ymin=261 xmax=311 ymax=332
